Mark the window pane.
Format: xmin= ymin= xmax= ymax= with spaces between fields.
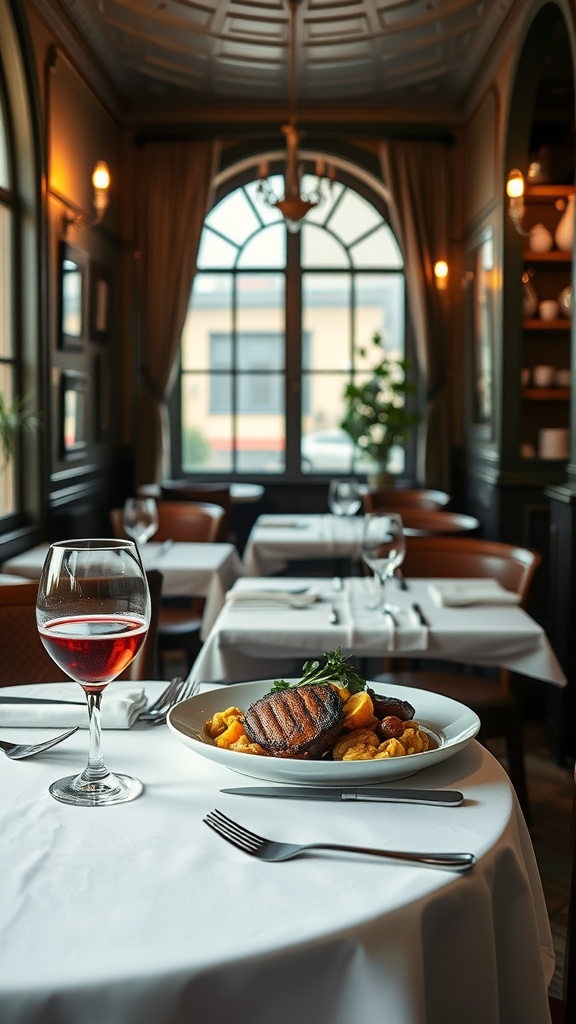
xmin=355 ymin=273 xmax=405 ymax=353
xmin=181 ymin=373 xmax=233 ymax=473
xmin=237 ymin=374 xmax=285 ymax=473
xmin=301 ymin=223 xmax=349 ymax=268
xmin=197 ymin=229 xmax=238 ymax=270
xmin=237 ymin=273 xmax=284 ymax=341
xmin=351 ymin=224 xmax=404 ymax=268
xmin=205 ymin=188 xmax=260 ymax=246
xmin=0 ymin=102 xmax=8 ymax=188
xmin=302 ymin=273 xmax=351 ymax=370
xmin=304 ymin=179 xmax=345 ymax=226
xmin=0 ymin=363 xmax=15 ymax=515
xmin=238 ymin=223 xmax=285 ymax=268
xmin=0 ymin=206 xmax=13 ymax=357
xmin=182 ymin=274 xmax=233 ymax=370
xmin=328 ymin=189 xmax=382 ymax=246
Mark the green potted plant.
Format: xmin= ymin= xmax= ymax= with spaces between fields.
xmin=340 ymin=332 xmax=419 ymax=487
xmin=0 ymin=393 xmax=39 ymax=470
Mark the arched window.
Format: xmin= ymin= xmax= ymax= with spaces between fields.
xmin=0 ymin=3 xmax=40 ymax=528
xmin=174 ymin=166 xmax=411 ymax=479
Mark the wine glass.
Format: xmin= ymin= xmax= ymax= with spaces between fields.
xmin=361 ymin=512 xmax=406 ymax=614
xmin=36 ymin=539 xmax=151 ymax=807
xmin=122 ymin=497 xmax=159 ymax=546
xmin=327 ymin=479 xmax=362 ymax=517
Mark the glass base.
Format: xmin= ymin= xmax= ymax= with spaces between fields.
xmin=49 ymin=771 xmax=143 ymax=807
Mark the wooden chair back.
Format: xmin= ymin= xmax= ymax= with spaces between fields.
xmin=0 ymin=570 xmax=162 ymax=685
xmin=160 ymin=481 xmax=232 ymax=541
xmin=362 ymin=487 xmax=450 ymax=512
xmin=370 ymin=507 xmax=480 ymax=536
xmin=401 ymin=535 xmax=541 ymax=607
xmin=110 ymin=501 xmax=225 ymax=544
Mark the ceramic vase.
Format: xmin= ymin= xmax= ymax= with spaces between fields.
xmin=555 ymin=194 xmax=575 ymax=253
xmin=528 ymin=223 xmax=553 ymax=253
xmin=559 ymin=285 xmax=573 ymax=318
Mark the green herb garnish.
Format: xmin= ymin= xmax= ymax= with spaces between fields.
xmin=271 ymin=648 xmax=367 ymax=694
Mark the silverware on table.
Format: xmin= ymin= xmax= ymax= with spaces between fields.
xmin=0 ymin=726 xmax=80 ymax=760
xmin=396 ymin=569 xmax=408 ymax=590
xmin=412 ymin=602 xmax=430 ymax=627
xmin=156 ymin=539 xmax=174 ymax=557
xmin=204 ymin=808 xmax=475 ymax=870
xmin=0 ymin=696 xmax=86 ymax=706
xmin=220 ymin=786 xmax=464 ymax=806
xmin=138 ymin=676 xmax=199 ymax=724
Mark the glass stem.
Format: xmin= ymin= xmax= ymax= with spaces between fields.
xmin=82 ymin=691 xmax=110 ymax=781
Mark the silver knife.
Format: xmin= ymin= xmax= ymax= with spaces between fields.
xmin=0 ymin=696 xmax=86 ymax=706
xmin=220 ymin=786 xmax=464 ymax=805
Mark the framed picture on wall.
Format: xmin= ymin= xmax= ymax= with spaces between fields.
xmin=59 ymin=243 xmax=88 ymax=351
xmin=90 ymin=263 xmax=111 ymax=342
xmin=61 ymin=370 xmax=88 ymax=458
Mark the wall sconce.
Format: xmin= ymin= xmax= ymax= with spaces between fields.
xmin=506 ymin=168 xmax=525 ymax=233
xmin=62 ymin=160 xmax=111 ymax=233
xmin=434 ymin=260 xmax=449 ymax=291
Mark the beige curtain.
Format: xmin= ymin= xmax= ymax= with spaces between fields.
xmin=134 ymin=139 xmax=221 ymax=485
xmin=379 ymin=141 xmax=452 ymax=489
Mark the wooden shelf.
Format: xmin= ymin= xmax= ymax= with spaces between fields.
xmin=523 ymin=319 xmax=572 ymax=329
xmin=522 ymin=388 xmax=571 ymax=400
xmin=525 ymin=184 xmax=575 ymax=200
xmin=523 ymin=250 xmax=572 ymax=262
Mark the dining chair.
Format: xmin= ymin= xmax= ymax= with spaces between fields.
xmin=369 ymin=507 xmax=480 ymax=536
xmin=0 ymin=571 xmax=162 ymax=685
xmin=160 ymin=481 xmax=232 ymax=542
xmin=110 ymin=501 xmax=225 ymax=676
xmin=362 ymin=487 xmax=451 ymax=513
xmin=374 ymin=535 xmax=542 ymax=819
xmin=110 ymin=500 xmax=225 ymax=545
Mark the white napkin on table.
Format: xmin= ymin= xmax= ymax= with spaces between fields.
xmin=225 ymin=588 xmax=319 ymax=607
xmin=428 ymin=580 xmax=521 ymax=607
xmin=0 ymin=683 xmax=148 ymax=729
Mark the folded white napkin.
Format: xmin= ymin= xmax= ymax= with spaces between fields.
xmin=225 ymin=587 xmax=319 ymax=607
xmin=256 ymin=519 xmax=304 ymax=529
xmin=428 ymin=580 xmax=521 ymax=607
xmin=0 ymin=683 xmax=148 ymax=729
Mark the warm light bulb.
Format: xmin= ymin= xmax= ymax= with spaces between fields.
xmin=434 ymin=260 xmax=449 ymax=281
xmin=506 ymin=169 xmax=524 ymax=199
xmin=92 ymin=161 xmax=110 ymax=191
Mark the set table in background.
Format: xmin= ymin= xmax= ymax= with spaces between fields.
xmin=1 ymin=541 xmax=244 ymax=638
xmin=189 ymin=575 xmax=567 ymax=685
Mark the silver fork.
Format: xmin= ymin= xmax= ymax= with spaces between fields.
xmin=138 ymin=677 xmax=199 ymax=724
xmin=203 ymin=809 xmax=475 ymax=871
xmin=0 ymin=726 xmax=80 ymax=760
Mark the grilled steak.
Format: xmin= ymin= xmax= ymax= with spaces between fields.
xmin=243 ymin=684 xmax=345 ymax=759
xmin=368 ymin=691 xmax=415 ymax=722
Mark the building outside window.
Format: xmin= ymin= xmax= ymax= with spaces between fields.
xmin=175 ymin=167 xmax=410 ymax=478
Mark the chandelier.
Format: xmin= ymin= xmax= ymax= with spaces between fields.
xmin=256 ymin=0 xmax=331 ymax=233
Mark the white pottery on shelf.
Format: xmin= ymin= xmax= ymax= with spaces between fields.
xmin=529 ymin=223 xmax=553 ymax=253
xmin=555 ymin=194 xmax=575 ymax=252
xmin=558 ymin=285 xmax=573 ymax=318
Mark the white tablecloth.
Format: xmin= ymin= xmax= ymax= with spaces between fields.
xmin=0 ymin=542 xmax=244 ymax=638
xmin=190 ymin=576 xmax=567 ymax=685
xmin=243 ymin=514 xmax=363 ymax=575
xmin=0 ymin=682 xmax=554 ymax=1024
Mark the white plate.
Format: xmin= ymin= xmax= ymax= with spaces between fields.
xmin=167 ymin=680 xmax=480 ymax=785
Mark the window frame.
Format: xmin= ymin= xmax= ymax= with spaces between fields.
xmin=170 ymin=160 xmax=417 ymax=482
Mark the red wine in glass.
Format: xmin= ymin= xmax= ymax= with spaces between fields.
xmin=36 ymin=539 xmax=150 ymax=807
xmin=38 ymin=615 xmax=148 ymax=692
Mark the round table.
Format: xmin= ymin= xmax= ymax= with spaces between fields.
xmin=0 ymin=681 xmax=554 ymax=1024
